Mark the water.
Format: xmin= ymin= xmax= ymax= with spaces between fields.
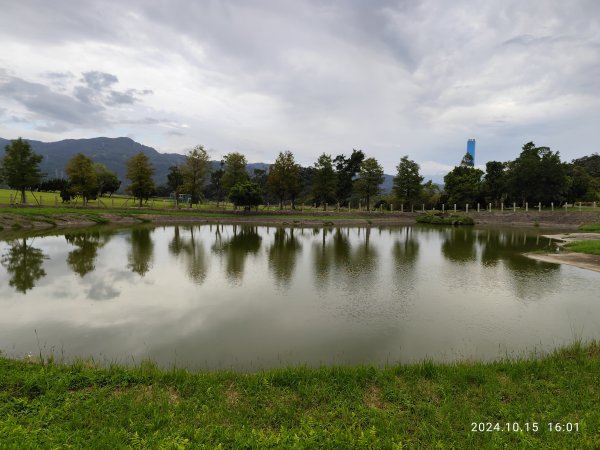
xmin=0 ymin=224 xmax=598 ymax=370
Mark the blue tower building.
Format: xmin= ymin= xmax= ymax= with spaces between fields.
xmin=466 ymin=139 xmax=476 ymax=166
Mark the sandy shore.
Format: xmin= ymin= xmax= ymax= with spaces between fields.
xmin=525 ymin=232 xmax=600 ymax=273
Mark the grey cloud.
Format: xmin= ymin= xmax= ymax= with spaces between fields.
xmin=82 ymin=71 xmax=119 ymax=90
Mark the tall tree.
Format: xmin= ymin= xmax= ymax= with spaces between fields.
xmin=393 ymin=156 xmax=423 ymax=207
xmin=312 ymin=153 xmax=337 ymax=208
xmin=183 ymin=145 xmax=210 ymax=204
xmin=65 ymin=153 xmax=98 ymax=206
xmin=126 ymin=152 xmax=155 ymax=207
xmin=167 ymin=165 xmax=184 ymax=207
xmin=221 ymin=152 xmax=249 ymax=194
xmin=506 ymin=142 xmax=568 ymax=204
xmin=355 ymin=157 xmax=384 ymax=210
xmin=0 ymin=138 xmax=43 ymax=204
xmin=229 ymin=181 xmax=262 ymax=210
xmin=207 ymin=160 xmax=225 ymax=206
xmin=443 ymin=165 xmax=484 ymax=206
xmin=335 ymin=149 xmax=364 ymax=205
xmin=266 ymin=151 xmax=302 ymax=209
xmin=484 ymin=161 xmax=506 ymax=207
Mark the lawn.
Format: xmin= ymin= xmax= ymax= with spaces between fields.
xmin=0 ymin=342 xmax=598 ymax=448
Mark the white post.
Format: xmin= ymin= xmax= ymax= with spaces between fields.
xmin=401 ymin=204 xmax=404 ymax=213
xmin=488 ymin=203 xmax=491 ymax=212
xmin=477 ymin=203 xmax=480 ymax=212
xmin=526 ymin=202 xmax=528 ymax=212
xmin=466 ymin=204 xmax=469 ymax=213
xmin=411 ymin=204 xmax=414 ymax=213
xmin=565 ymin=203 xmax=568 ymax=212
xmin=422 ymin=204 xmax=425 ymax=212
xmin=454 ymin=204 xmax=457 ymax=212
xmin=442 ymin=204 xmax=445 ymax=213
xmin=551 ymin=202 xmax=554 ymax=211
xmin=390 ymin=204 xmax=393 ymax=212
xmin=538 ymin=202 xmax=541 ymax=212
xmin=513 ymin=202 xmax=516 ymax=212
xmin=501 ymin=203 xmax=504 ymax=212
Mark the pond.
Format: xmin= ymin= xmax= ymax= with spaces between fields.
xmin=0 ymin=224 xmax=598 ymax=370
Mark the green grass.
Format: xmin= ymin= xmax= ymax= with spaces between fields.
xmin=580 ymin=223 xmax=600 ymax=232
xmin=564 ymin=240 xmax=600 ymax=255
xmin=0 ymin=342 xmax=598 ymax=448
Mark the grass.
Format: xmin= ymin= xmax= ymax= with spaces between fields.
xmin=564 ymin=240 xmax=600 ymax=255
xmin=580 ymin=223 xmax=600 ymax=232
xmin=0 ymin=342 xmax=598 ymax=448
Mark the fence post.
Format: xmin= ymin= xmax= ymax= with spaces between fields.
xmin=513 ymin=202 xmax=516 ymax=212
xmin=501 ymin=203 xmax=504 ymax=212
xmin=488 ymin=203 xmax=491 ymax=212
xmin=411 ymin=204 xmax=414 ymax=213
xmin=565 ymin=203 xmax=568 ymax=212
xmin=390 ymin=204 xmax=393 ymax=212
xmin=422 ymin=204 xmax=425 ymax=212
xmin=551 ymin=202 xmax=554 ymax=211
xmin=477 ymin=203 xmax=480 ymax=212
xmin=454 ymin=204 xmax=457 ymax=212
xmin=442 ymin=204 xmax=445 ymax=213
xmin=525 ymin=202 xmax=528 ymax=212
xmin=538 ymin=202 xmax=541 ymax=212
xmin=466 ymin=204 xmax=469 ymax=213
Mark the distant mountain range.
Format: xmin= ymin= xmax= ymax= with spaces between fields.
xmin=0 ymin=136 xmax=395 ymax=193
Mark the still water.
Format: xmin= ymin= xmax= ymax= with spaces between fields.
xmin=0 ymin=225 xmax=598 ymax=370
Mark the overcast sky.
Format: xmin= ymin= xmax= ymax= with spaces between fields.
xmin=0 ymin=0 xmax=599 ymax=177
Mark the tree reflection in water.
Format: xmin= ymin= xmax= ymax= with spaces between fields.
xmin=1 ymin=238 xmax=48 ymax=293
xmin=64 ymin=230 xmax=114 ymax=277
xmin=168 ymin=226 xmax=207 ymax=284
xmin=268 ymin=228 xmax=302 ymax=286
xmin=212 ymin=225 xmax=261 ymax=282
xmin=127 ymin=227 xmax=154 ymax=276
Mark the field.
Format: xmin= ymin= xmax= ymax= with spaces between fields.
xmin=565 ymin=240 xmax=600 ymax=255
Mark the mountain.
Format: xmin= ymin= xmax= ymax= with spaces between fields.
xmin=0 ymin=136 xmax=394 ymax=193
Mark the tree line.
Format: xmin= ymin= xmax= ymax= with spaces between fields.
xmin=1 ymin=137 xmax=599 ymax=209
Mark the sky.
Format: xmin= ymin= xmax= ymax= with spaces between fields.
xmin=0 ymin=0 xmax=599 ymax=178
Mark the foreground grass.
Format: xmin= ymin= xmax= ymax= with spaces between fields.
xmin=564 ymin=240 xmax=600 ymax=255
xmin=1 ymin=342 xmax=598 ymax=448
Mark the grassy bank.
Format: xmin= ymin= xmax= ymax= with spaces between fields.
xmin=1 ymin=342 xmax=598 ymax=448
xmin=564 ymin=240 xmax=600 ymax=255
xmin=416 ymin=213 xmax=474 ymax=225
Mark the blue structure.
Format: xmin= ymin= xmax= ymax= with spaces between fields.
xmin=466 ymin=139 xmax=476 ymax=166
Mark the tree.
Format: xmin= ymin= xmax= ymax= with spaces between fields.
xmin=420 ymin=180 xmax=441 ymax=208
xmin=460 ymin=152 xmax=474 ymax=167
xmin=443 ymin=165 xmax=484 ymax=206
xmin=229 ymin=181 xmax=262 ymax=210
xmin=183 ymin=145 xmax=210 ymax=204
xmin=167 ymin=165 xmax=184 ymax=207
xmin=335 ymin=149 xmax=364 ymax=205
xmin=65 ymin=153 xmax=98 ymax=206
xmin=126 ymin=152 xmax=155 ymax=207
xmin=266 ymin=151 xmax=302 ymax=209
xmin=566 ymin=164 xmax=599 ymax=203
xmin=354 ymin=157 xmax=384 ymax=210
xmin=94 ymin=163 xmax=120 ymax=197
xmin=312 ymin=153 xmax=337 ymax=208
xmin=207 ymin=160 xmax=225 ymax=206
xmin=393 ymin=156 xmax=423 ymax=207
xmin=0 ymin=138 xmax=43 ymax=204
xmin=483 ymin=161 xmax=506 ymax=207
xmin=222 ymin=152 xmax=249 ymax=194
xmin=506 ymin=142 xmax=568 ymax=204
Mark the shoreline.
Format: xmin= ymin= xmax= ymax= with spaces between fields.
xmin=525 ymin=232 xmax=600 ymax=273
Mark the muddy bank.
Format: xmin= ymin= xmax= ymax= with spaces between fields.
xmin=526 ymin=252 xmax=600 ymax=273
xmin=0 ymin=208 xmax=598 ymax=232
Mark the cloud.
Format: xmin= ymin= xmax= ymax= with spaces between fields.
xmin=82 ymin=71 xmax=118 ymax=90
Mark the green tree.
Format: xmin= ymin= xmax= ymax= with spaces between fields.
xmin=126 ymin=152 xmax=155 ymax=207
xmin=183 ymin=145 xmax=210 ymax=204
xmin=207 ymin=160 xmax=225 ymax=206
xmin=334 ymin=149 xmax=364 ymax=205
xmin=393 ymin=156 xmax=423 ymax=207
xmin=167 ymin=165 xmax=184 ymax=207
xmin=460 ymin=152 xmax=474 ymax=167
xmin=65 ymin=153 xmax=98 ymax=206
xmin=94 ymin=163 xmax=120 ymax=197
xmin=566 ymin=164 xmax=598 ymax=203
xmin=266 ymin=151 xmax=302 ymax=209
xmin=312 ymin=153 xmax=337 ymax=208
xmin=484 ymin=161 xmax=506 ymax=207
xmin=0 ymin=138 xmax=43 ymax=204
xmin=420 ymin=180 xmax=441 ymax=208
xmin=222 ymin=152 xmax=249 ymax=194
xmin=355 ymin=157 xmax=384 ymax=210
xmin=506 ymin=142 xmax=568 ymax=204
xmin=229 ymin=181 xmax=262 ymax=210
xmin=443 ymin=165 xmax=484 ymax=206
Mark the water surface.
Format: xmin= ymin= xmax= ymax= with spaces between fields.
xmin=1 ymin=224 xmax=598 ymax=370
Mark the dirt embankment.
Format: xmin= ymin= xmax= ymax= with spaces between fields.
xmin=0 ymin=208 xmax=598 ymax=232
